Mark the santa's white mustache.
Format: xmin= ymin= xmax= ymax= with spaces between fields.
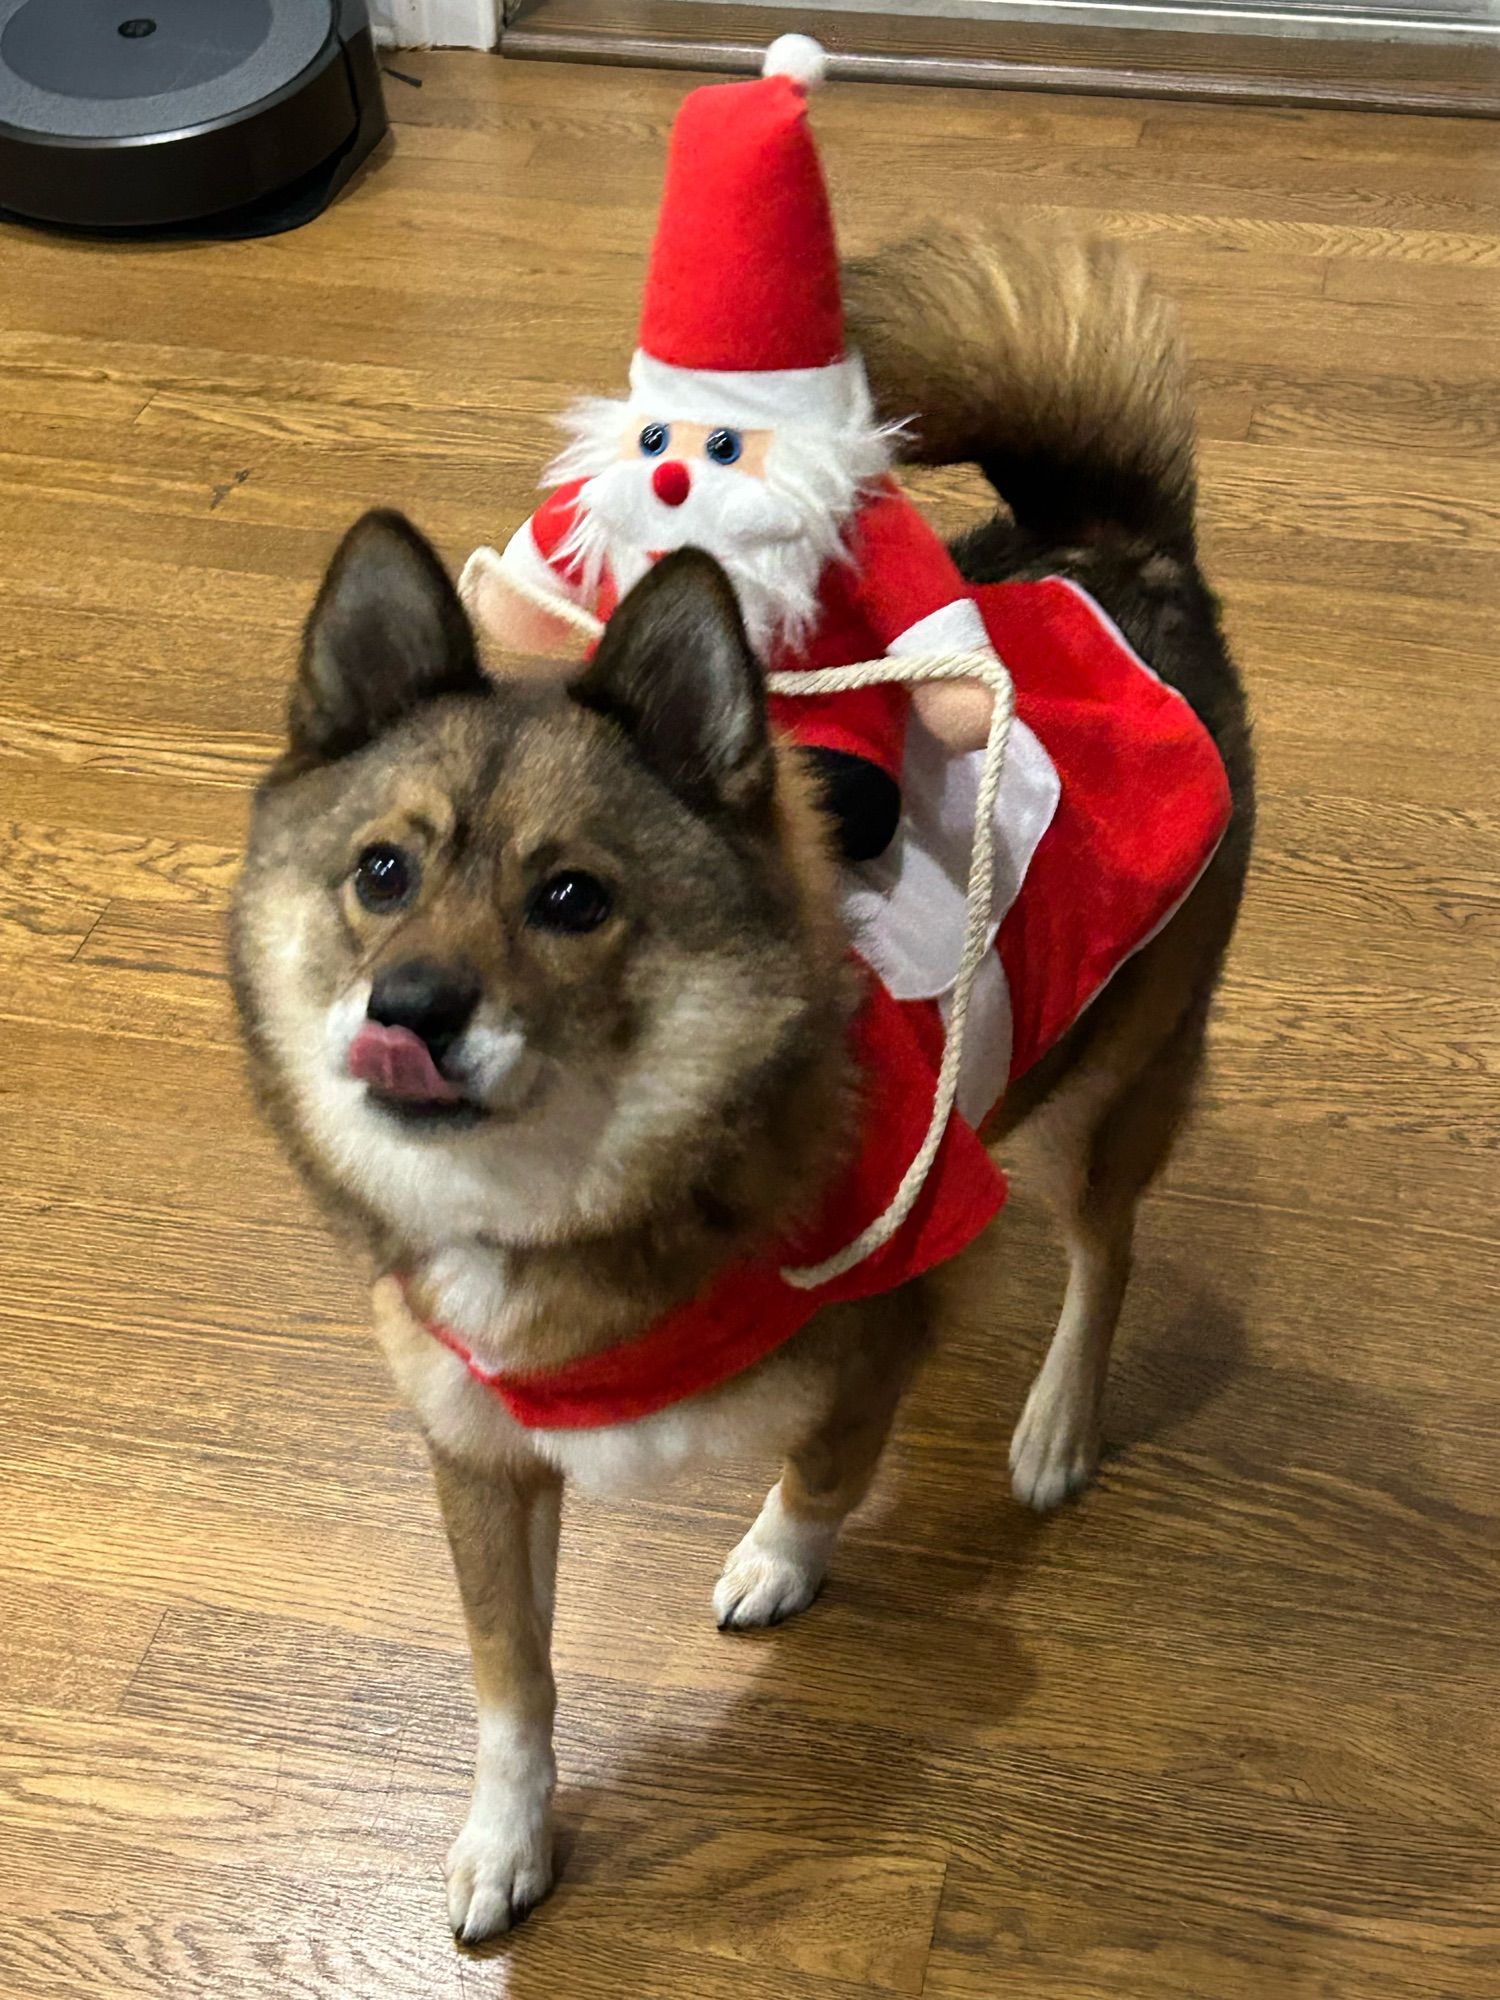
xmin=577 ymin=458 xmax=806 ymax=551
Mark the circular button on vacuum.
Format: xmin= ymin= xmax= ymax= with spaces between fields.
xmin=117 ymin=18 xmax=158 ymax=37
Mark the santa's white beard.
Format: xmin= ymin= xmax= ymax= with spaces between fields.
xmin=545 ymin=395 xmax=896 ymax=657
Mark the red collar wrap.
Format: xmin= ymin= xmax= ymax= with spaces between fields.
xmin=402 ymin=975 xmax=1005 ymax=1430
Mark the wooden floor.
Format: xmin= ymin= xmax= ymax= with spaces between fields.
xmin=1 ymin=52 xmax=1497 ymax=2000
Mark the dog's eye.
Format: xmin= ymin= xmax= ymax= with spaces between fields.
xmin=705 ymin=428 xmax=743 ymax=465
xmin=353 ymin=843 xmax=418 ymax=913
xmin=638 ymin=423 xmax=670 ymax=458
xmin=527 ymin=870 xmax=613 ymax=935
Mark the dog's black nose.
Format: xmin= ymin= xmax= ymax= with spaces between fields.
xmin=368 ymin=959 xmax=481 ymax=1058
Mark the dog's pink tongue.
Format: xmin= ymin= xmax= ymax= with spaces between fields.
xmin=347 ymin=1023 xmax=460 ymax=1102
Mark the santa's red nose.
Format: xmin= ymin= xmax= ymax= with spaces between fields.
xmin=652 ymin=460 xmax=691 ymax=507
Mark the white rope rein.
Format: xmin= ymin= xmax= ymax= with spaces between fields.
xmin=480 ymin=570 xmax=1013 ymax=1290
xmin=768 ymin=649 xmax=1012 ymax=1288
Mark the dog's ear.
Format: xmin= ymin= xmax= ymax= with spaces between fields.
xmin=288 ymin=511 xmax=486 ymax=766
xmin=570 ymin=549 xmax=772 ymax=819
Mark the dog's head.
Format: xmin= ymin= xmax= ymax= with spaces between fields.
xmin=232 ymin=512 xmax=851 ymax=1256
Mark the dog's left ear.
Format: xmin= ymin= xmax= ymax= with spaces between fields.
xmin=288 ymin=510 xmax=486 ymax=767
xmin=570 ymin=549 xmax=772 ymax=820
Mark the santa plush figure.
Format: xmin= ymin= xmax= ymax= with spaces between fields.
xmin=462 ymin=32 xmax=998 ymax=864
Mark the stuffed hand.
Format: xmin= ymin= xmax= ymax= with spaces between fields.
xmin=459 ymin=545 xmax=588 ymax=669
xmin=912 ymin=677 xmax=995 ymax=754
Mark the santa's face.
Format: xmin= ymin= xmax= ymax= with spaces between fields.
xmin=564 ymin=413 xmax=853 ymax=656
xmin=547 ymin=383 xmax=894 ymax=656
xmin=575 ymin=415 xmax=815 ymax=585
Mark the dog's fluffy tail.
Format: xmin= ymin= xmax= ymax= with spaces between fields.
xmin=844 ymin=220 xmax=1197 ymax=551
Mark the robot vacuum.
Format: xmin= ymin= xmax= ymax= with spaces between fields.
xmin=0 ymin=0 xmax=388 ymax=236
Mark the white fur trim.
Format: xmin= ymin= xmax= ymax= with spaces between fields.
xmin=457 ymin=542 xmax=503 ymax=616
xmin=763 ymin=33 xmax=828 ymax=90
xmin=629 ymin=350 xmax=867 ymax=431
xmin=841 ymin=714 xmax=1059 ymax=1003
xmin=940 ymin=948 xmax=1013 ymax=1126
xmin=888 ymin=598 xmax=992 ymax=658
xmin=457 ymin=525 xmax=568 ymax=622
xmin=502 ymin=517 xmax=587 ymax=604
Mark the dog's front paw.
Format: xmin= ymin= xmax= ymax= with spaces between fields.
xmin=1009 ymin=1374 xmax=1100 ymax=1512
xmin=714 ymin=1483 xmax=837 ymax=1631
xmin=444 ymin=1796 xmax=554 ymax=1944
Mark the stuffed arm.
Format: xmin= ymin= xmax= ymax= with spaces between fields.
xmin=852 ymin=483 xmax=1001 ymax=754
xmin=459 ymin=481 xmax=597 ymax=666
xmin=887 ymin=597 xmax=999 ymax=753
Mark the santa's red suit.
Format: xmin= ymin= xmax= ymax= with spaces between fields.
xmin=427 ymin=42 xmax=1232 ymax=1425
xmin=501 ymin=469 xmax=986 ymax=794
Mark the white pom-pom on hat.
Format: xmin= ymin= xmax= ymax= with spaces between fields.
xmin=763 ymin=33 xmax=828 ymax=90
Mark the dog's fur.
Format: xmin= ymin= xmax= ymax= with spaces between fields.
xmin=231 ymin=219 xmax=1253 ymax=1943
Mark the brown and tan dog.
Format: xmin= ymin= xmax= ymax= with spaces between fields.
xmin=231 ymin=221 xmax=1253 ymax=1942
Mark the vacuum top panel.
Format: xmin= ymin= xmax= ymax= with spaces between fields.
xmin=0 ymin=0 xmax=332 ymax=141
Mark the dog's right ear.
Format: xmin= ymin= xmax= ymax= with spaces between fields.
xmin=287 ymin=511 xmax=486 ymax=767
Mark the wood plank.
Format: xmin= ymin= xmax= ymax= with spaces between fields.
xmin=1199 ymin=435 xmax=1500 ymax=552
xmin=0 ymin=1706 xmax=944 ymax=1994
xmin=1017 ymin=204 xmax=1500 ymax=271
xmin=925 ymin=1852 xmax=1499 ymax=1999
xmin=516 ymin=128 xmax=1500 ymax=239
xmin=0 ymin=1578 xmax=164 ymax=1717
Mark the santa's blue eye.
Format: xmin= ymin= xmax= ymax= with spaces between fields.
xmin=705 ymin=428 xmax=743 ymax=465
xmin=638 ymin=423 xmax=670 ymax=457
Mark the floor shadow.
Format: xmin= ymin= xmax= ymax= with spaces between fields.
xmin=483 ymin=1621 xmax=1027 ymax=1993
xmin=1107 ymin=1257 xmax=1253 ymax=1457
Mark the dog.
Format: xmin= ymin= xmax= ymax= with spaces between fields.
xmin=230 ymin=220 xmax=1254 ymax=1942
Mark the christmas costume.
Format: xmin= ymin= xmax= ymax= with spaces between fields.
xmin=435 ymin=41 xmax=1231 ymax=1424
xmin=412 ymin=574 xmax=1232 ymax=1431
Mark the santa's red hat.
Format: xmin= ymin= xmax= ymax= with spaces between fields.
xmin=631 ymin=37 xmax=869 ymax=432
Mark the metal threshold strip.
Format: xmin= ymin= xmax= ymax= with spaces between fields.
xmin=503 ymin=0 xmax=1500 ymax=115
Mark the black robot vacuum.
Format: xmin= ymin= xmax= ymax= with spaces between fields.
xmin=0 ymin=0 xmax=388 ymax=237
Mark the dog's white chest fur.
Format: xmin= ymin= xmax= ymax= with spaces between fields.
xmin=371 ymin=1257 xmax=822 ymax=1500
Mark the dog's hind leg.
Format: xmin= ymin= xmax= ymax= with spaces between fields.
xmin=715 ymin=1294 xmax=931 ymax=1631
xmin=1008 ymin=988 xmax=1210 ymax=1511
xmin=1007 ymin=1165 xmax=1133 ymax=1511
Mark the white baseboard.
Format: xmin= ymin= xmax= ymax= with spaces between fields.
xmin=371 ymin=0 xmax=500 ymax=48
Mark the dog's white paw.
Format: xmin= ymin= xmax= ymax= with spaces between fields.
xmin=444 ymin=1796 xmax=554 ymax=1944
xmin=1009 ymin=1375 xmax=1100 ymax=1512
xmin=714 ymin=1537 xmax=823 ymax=1630
xmin=714 ymin=1484 xmax=837 ymax=1631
